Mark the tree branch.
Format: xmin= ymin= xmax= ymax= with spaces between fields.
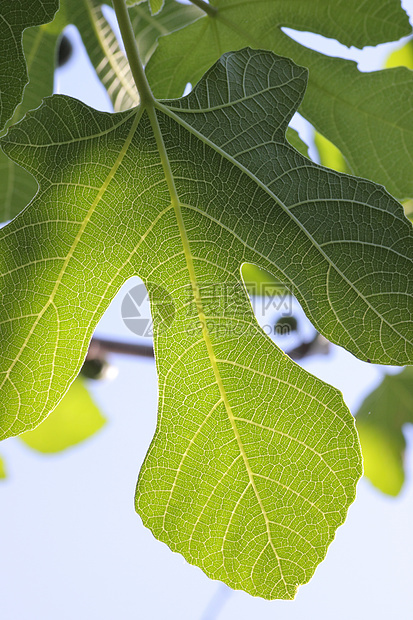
xmin=87 ymin=336 xmax=154 ymax=359
xmin=87 ymin=332 xmax=329 ymax=364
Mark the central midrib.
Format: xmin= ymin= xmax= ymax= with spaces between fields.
xmin=145 ymin=103 xmax=288 ymax=589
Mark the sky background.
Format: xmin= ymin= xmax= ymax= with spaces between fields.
xmin=1 ymin=2 xmax=413 ymax=618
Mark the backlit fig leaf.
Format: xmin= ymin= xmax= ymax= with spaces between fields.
xmin=3 ymin=47 xmax=413 ymax=597
xmin=146 ymin=0 xmax=413 ymax=198
xmin=0 ymin=0 xmax=59 ymax=131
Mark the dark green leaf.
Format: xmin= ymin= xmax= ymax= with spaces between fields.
xmin=0 ymin=0 xmax=59 ymax=131
xmin=0 ymin=5 xmax=65 ymax=222
xmin=286 ymin=127 xmax=309 ymax=158
xmin=146 ymin=0 xmax=413 ymax=198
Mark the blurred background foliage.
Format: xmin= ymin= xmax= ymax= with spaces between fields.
xmin=19 ymin=378 xmax=106 ymax=454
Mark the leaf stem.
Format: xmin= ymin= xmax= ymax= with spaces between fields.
xmin=189 ymin=0 xmax=217 ymax=17
xmin=111 ymin=0 xmax=155 ymax=106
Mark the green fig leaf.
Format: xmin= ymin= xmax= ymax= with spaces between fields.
xmin=5 ymin=46 xmax=413 ymax=597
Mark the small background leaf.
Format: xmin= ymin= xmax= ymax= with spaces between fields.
xmin=404 ymin=200 xmax=413 ymax=222
xmin=314 ymin=132 xmax=349 ymax=174
xmin=385 ymin=37 xmax=413 ymax=69
xmin=69 ymin=0 xmax=139 ymax=112
xmin=0 ymin=455 xmax=6 ymax=479
xmin=149 ymin=0 xmax=165 ymax=16
xmin=129 ymin=0 xmax=165 ymax=16
xmin=356 ymin=368 xmax=413 ymax=497
xmin=20 ymin=378 xmax=105 ymax=453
